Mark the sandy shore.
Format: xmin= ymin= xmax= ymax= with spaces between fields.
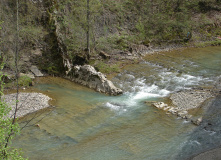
xmin=3 ymin=92 xmax=51 ymax=118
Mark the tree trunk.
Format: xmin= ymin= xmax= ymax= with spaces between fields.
xmin=13 ymin=0 xmax=19 ymax=124
xmin=86 ymin=0 xmax=90 ymax=60
xmin=3 ymin=0 xmax=20 ymax=153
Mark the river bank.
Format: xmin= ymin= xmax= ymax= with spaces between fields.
xmin=3 ymin=92 xmax=52 ymax=118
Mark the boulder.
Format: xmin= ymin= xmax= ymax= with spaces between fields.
xmin=19 ymin=72 xmax=35 ymax=79
xmin=177 ymin=110 xmax=188 ymax=118
xmin=30 ymin=65 xmax=44 ymax=77
xmin=66 ymin=65 xmax=123 ymax=95
xmin=153 ymin=102 xmax=168 ymax=109
xmin=192 ymin=117 xmax=203 ymax=125
xmin=2 ymin=74 xmax=15 ymax=83
xmin=99 ymin=51 xmax=111 ymax=59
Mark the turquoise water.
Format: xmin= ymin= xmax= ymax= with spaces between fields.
xmin=13 ymin=46 xmax=221 ymax=160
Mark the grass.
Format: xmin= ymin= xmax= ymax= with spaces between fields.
xmin=194 ymin=40 xmax=221 ymax=47
xmin=5 ymin=75 xmax=32 ymax=89
xmin=94 ymin=61 xmax=120 ymax=74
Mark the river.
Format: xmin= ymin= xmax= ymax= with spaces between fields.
xmin=13 ymin=46 xmax=221 ymax=160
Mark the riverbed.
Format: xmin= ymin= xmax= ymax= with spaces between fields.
xmin=12 ymin=46 xmax=221 ymax=160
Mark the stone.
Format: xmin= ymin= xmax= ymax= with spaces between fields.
xmin=19 ymin=72 xmax=35 ymax=79
xmin=31 ymin=48 xmax=42 ymax=56
xmin=192 ymin=117 xmax=203 ymax=125
xmin=99 ymin=51 xmax=111 ymax=59
xmin=2 ymin=74 xmax=15 ymax=83
xmin=153 ymin=102 xmax=168 ymax=109
xmin=30 ymin=65 xmax=44 ymax=77
xmin=66 ymin=65 xmax=123 ymax=95
xmin=177 ymin=110 xmax=188 ymax=117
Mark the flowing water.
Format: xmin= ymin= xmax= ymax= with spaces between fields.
xmin=13 ymin=46 xmax=221 ymax=160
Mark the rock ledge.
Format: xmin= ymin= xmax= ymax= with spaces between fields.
xmin=150 ymin=89 xmax=214 ymax=125
xmin=66 ymin=65 xmax=123 ymax=95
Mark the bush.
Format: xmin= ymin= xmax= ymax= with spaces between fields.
xmin=18 ymin=76 xmax=32 ymax=87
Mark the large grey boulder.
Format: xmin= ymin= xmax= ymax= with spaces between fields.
xmin=30 ymin=65 xmax=43 ymax=77
xmin=66 ymin=65 xmax=123 ymax=95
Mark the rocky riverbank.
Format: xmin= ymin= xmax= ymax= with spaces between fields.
xmin=3 ymin=92 xmax=51 ymax=118
xmin=149 ymin=89 xmax=215 ymax=125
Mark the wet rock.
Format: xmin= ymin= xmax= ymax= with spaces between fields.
xmin=66 ymin=65 xmax=123 ymax=95
xmin=30 ymin=65 xmax=44 ymax=77
xmin=153 ymin=102 xmax=168 ymax=109
xmin=192 ymin=117 xmax=203 ymax=126
xmin=177 ymin=110 xmax=188 ymax=118
xmin=152 ymin=101 xmax=194 ymax=122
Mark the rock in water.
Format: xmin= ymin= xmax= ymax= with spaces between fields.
xmin=66 ymin=65 xmax=123 ymax=95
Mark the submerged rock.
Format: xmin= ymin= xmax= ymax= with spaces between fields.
xmin=66 ymin=65 xmax=123 ymax=95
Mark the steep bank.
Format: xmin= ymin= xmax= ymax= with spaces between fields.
xmin=1 ymin=0 xmax=221 ymax=93
xmin=1 ymin=0 xmax=221 ymax=74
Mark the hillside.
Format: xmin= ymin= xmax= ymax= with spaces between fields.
xmin=0 ymin=0 xmax=221 ymax=77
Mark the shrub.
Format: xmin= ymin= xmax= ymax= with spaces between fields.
xmin=18 ymin=76 xmax=32 ymax=87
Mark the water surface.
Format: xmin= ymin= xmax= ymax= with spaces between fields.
xmin=13 ymin=46 xmax=221 ymax=160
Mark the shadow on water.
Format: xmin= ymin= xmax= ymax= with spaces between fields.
xmin=176 ymin=95 xmax=221 ymax=160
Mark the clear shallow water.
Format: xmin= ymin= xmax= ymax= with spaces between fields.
xmin=13 ymin=46 xmax=221 ymax=160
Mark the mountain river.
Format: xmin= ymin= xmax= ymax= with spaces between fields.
xmin=13 ymin=46 xmax=221 ymax=160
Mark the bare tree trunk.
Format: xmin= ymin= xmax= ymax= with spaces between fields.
xmin=13 ymin=0 xmax=19 ymax=123
xmin=86 ymin=0 xmax=90 ymax=60
xmin=3 ymin=0 xmax=19 ymax=153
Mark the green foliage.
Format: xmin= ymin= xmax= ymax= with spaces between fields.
xmin=47 ymin=66 xmax=59 ymax=75
xmin=95 ymin=61 xmax=120 ymax=74
xmin=97 ymin=31 xmax=137 ymax=51
xmin=135 ymin=17 xmax=146 ymax=40
xmin=18 ymin=76 xmax=32 ymax=87
xmin=5 ymin=75 xmax=32 ymax=89
xmin=20 ymin=25 xmax=46 ymax=47
xmin=2 ymin=0 xmax=221 ymax=72
xmin=54 ymin=0 xmax=103 ymax=58
xmin=194 ymin=39 xmax=221 ymax=47
xmin=0 ymin=58 xmax=27 ymax=160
